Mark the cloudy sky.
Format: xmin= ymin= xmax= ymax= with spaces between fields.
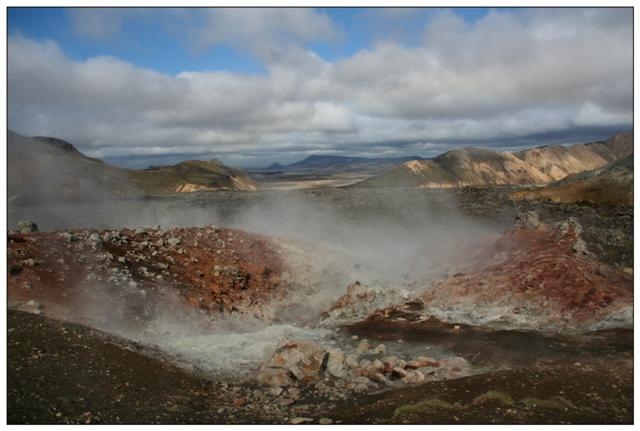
xmin=8 ymin=7 xmax=633 ymax=168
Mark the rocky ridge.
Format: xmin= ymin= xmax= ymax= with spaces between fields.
xmin=8 ymin=225 xmax=287 ymax=322
xmin=356 ymin=131 xmax=632 ymax=189
xmin=8 ymin=131 xmax=257 ymax=203
xmin=346 ymin=213 xmax=632 ymax=333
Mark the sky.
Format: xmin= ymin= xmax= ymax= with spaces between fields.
xmin=7 ymin=7 xmax=633 ymax=168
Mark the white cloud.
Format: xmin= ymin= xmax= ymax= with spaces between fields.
xmin=190 ymin=8 xmax=341 ymax=66
xmin=68 ymin=8 xmax=131 ymax=40
xmin=8 ymin=8 xmax=632 ymax=167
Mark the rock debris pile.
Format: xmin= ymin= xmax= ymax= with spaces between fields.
xmin=256 ymin=338 xmax=472 ymax=393
xmin=320 ymin=280 xmax=413 ymax=325
xmin=8 ymin=225 xmax=288 ymax=321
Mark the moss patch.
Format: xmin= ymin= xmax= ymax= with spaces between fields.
xmin=393 ymin=398 xmax=459 ymax=418
xmin=471 ymin=390 xmax=514 ymax=406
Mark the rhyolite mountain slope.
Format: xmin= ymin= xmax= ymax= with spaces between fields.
xmin=134 ymin=160 xmax=257 ymax=193
xmin=355 ymin=131 xmax=633 ymax=189
xmin=8 ymin=130 xmax=257 ymax=203
xmin=512 ymin=155 xmax=633 ymax=205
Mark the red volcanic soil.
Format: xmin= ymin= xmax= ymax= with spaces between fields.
xmin=352 ymin=217 xmax=633 ymax=332
xmin=440 ymin=222 xmax=630 ymax=314
xmin=8 ymin=226 xmax=288 ymax=320
xmin=468 ymin=222 xmax=632 ymax=318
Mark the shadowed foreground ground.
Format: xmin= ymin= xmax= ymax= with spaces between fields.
xmin=8 ymin=310 xmax=633 ymax=424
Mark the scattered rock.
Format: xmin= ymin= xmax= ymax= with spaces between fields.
xmin=268 ymin=387 xmax=283 ymax=396
xmin=23 ymin=258 xmax=41 ymax=268
xmin=325 ymin=348 xmax=346 ymax=378
xmin=167 ymin=237 xmax=181 ymax=247
xmin=382 ymin=356 xmax=398 ymax=371
xmin=406 ymin=356 xmax=440 ymax=369
xmin=59 ymin=232 xmax=77 ymax=242
xmin=402 ymin=370 xmax=426 ymax=385
xmin=572 ymin=238 xmax=589 ymax=256
xmin=287 ymin=387 xmax=301 ymax=400
xmin=279 ymin=397 xmax=295 ymax=406
xmin=88 ymin=233 xmax=102 ymax=248
xmin=17 ymin=220 xmax=38 ymax=233
xmin=356 ymin=339 xmax=370 ymax=354
xmin=391 ymin=367 xmax=408 ymax=378
xmin=515 ymin=210 xmax=540 ymax=228
xmin=345 ymin=354 xmax=360 ymax=369
xmin=290 ymin=417 xmax=313 ymax=424
xmin=369 ymin=372 xmax=388 ymax=385
xmin=256 ymin=339 xmax=326 ymax=387
xmin=371 ymin=343 xmax=386 ymax=355
xmin=24 ymin=299 xmax=43 ymax=314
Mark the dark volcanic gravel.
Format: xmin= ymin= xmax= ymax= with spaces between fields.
xmin=331 ymin=358 xmax=633 ymax=424
xmin=8 ymin=309 xmax=633 ymax=425
xmin=7 ymin=310 xmax=214 ymax=424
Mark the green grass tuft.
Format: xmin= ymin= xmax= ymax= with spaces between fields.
xmin=471 ymin=390 xmax=514 ymax=406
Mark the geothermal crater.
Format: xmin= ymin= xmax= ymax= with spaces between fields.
xmin=7 ymin=188 xmax=634 ymax=424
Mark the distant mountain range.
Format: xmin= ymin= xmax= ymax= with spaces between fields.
xmin=9 ymin=129 xmax=633 ymax=203
xmin=8 ymin=131 xmax=257 ymax=203
xmin=353 ymin=131 xmax=633 ymax=189
xmin=250 ymin=155 xmax=425 ymax=178
xmin=281 ymin=154 xmax=423 ymax=170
